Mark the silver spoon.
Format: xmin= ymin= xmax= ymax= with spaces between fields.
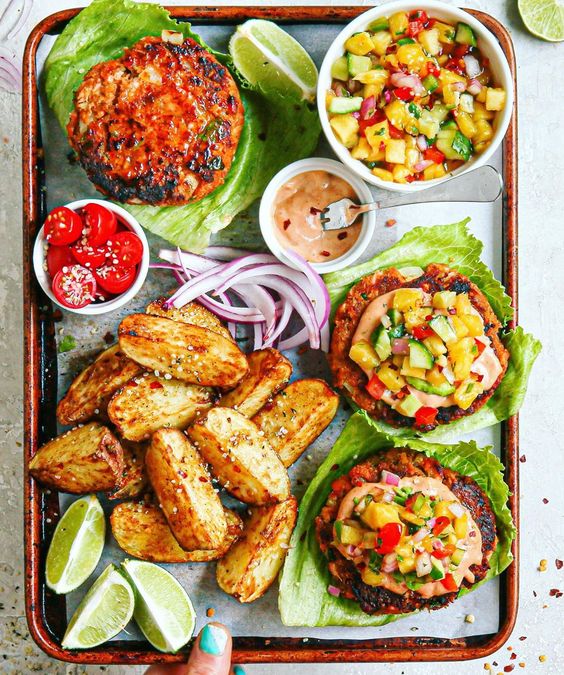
xmin=320 ymin=165 xmax=503 ymax=231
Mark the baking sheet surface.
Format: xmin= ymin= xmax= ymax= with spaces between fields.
xmin=37 ymin=20 xmax=504 ymax=642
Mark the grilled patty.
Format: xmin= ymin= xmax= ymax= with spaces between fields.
xmin=328 ymin=263 xmax=510 ymax=430
xmin=315 ymin=448 xmax=497 ymax=615
xmin=67 ymin=35 xmax=244 ymax=206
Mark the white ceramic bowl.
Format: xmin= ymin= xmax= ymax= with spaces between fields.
xmin=259 ymin=158 xmax=376 ymax=274
xmin=33 ymin=199 xmax=150 ymax=315
xmin=317 ymin=0 xmax=514 ymax=192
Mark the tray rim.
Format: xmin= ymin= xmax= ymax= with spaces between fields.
xmin=22 ymin=4 xmax=519 ymax=665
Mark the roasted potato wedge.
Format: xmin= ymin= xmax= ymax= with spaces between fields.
xmin=216 ymin=497 xmax=298 ymax=603
xmin=145 ymin=428 xmax=227 ymax=551
xmin=57 ymin=344 xmax=143 ymax=425
xmin=29 ymin=422 xmax=123 ymax=493
xmin=187 ymin=407 xmax=290 ymax=505
xmin=108 ymin=373 xmax=214 ymax=441
xmin=252 ymin=379 xmax=339 ymax=467
xmin=118 ymin=314 xmax=248 ymax=388
xmin=147 ymin=297 xmax=234 ymax=342
xmin=218 ymin=349 xmax=292 ymax=417
xmin=110 ymin=501 xmax=243 ymax=563
xmin=107 ymin=440 xmax=148 ymax=500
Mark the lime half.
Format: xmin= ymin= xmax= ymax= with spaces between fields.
xmin=518 ymin=0 xmax=564 ymax=41
xmin=229 ymin=19 xmax=318 ymax=102
xmin=122 ymin=559 xmax=195 ymax=653
xmin=62 ymin=564 xmax=135 ymax=649
xmin=46 ymin=495 xmax=105 ymax=594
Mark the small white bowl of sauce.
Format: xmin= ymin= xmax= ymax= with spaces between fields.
xmin=259 ymin=158 xmax=376 ymax=274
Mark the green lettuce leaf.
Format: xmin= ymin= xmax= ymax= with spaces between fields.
xmin=44 ymin=0 xmax=320 ymax=252
xmin=323 ymin=220 xmax=541 ymax=440
xmin=278 ymin=411 xmax=515 ymax=627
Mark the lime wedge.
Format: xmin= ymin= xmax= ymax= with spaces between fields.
xmin=518 ymin=0 xmax=564 ymax=41
xmin=229 ymin=19 xmax=318 ymax=102
xmin=46 ymin=495 xmax=105 ymax=594
xmin=62 ymin=564 xmax=134 ymax=649
xmin=121 ymin=559 xmax=195 ymax=653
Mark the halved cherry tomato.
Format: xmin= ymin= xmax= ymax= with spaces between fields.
xmin=412 ymin=325 xmax=434 ymax=340
xmin=424 ymin=147 xmax=446 ymax=165
xmin=375 ymin=522 xmax=403 ymax=554
xmin=415 ymin=406 xmax=438 ymax=427
xmin=46 ymin=245 xmax=75 ymax=278
xmin=107 ymin=231 xmax=144 ymax=267
xmin=431 ymin=544 xmax=456 ymax=560
xmin=52 ymin=264 xmax=96 ymax=309
xmin=432 ymin=516 xmax=451 ymax=536
xmin=80 ymin=203 xmax=117 ymax=247
xmin=441 ymin=572 xmax=459 ymax=592
xmin=44 ymin=206 xmax=83 ymax=246
xmin=94 ymin=265 xmax=136 ymax=295
xmin=366 ymin=374 xmax=386 ymax=400
xmin=71 ymin=242 xmax=109 ymax=269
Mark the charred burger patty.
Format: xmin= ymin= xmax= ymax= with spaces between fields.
xmin=328 ymin=263 xmax=510 ymax=430
xmin=67 ymin=34 xmax=244 ymax=206
xmin=315 ymin=448 xmax=497 ymax=615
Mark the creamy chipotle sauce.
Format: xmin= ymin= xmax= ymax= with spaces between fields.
xmin=273 ymin=170 xmax=362 ymax=262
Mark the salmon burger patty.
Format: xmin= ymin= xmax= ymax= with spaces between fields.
xmin=328 ymin=264 xmax=510 ymax=431
xmin=67 ymin=34 xmax=244 ymax=206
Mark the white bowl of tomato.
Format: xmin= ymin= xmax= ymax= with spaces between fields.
xmin=318 ymin=0 xmax=513 ymax=191
xmin=33 ymin=199 xmax=149 ymax=315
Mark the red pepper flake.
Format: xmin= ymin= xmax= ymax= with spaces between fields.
xmin=320 ymin=250 xmax=331 ymax=257
xmin=283 ymin=219 xmax=291 ymax=230
xmin=385 ymin=219 xmax=397 ymax=228
xmin=504 ymin=665 xmax=515 ymax=673
xmin=542 ymin=497 xmax=549 ymax=504
xmin=150 ymin=381 xmax=164 ymax=389
xmin=519 ymin=454 xmax=527 ymax=463
xmin=549 ymin=588 xmax=561 ymax=596
xmin=510 ymin=653 xmax=517 ymax=660
xmin=198 ymin=476 xmax=207 ymax=483
xmin=556 ymin=559 xmax=563 ymax=570
xmin=233 ymin=465 xmax=241 ymax=473
xmin=310 ymin=206 xmax=322 ymax=215
xmin=337 ymin=231 xmax=348 ymax=240
xmin=206 ymin=607 xmax=215 ymax=618
xmin=129 ymin=380 xmax=138 ymax=387
xmin=352 ymin=478 xmax=364 ymax=487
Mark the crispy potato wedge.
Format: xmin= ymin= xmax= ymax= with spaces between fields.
xmin=216 ymin=497 xmax=298 ymax=603
xmin=145 ymin=428 xmax=227 ymax=551
xmin=147 ymin=297 xmax=234 ymax=343
xmin=29 ymin=422 xmax=124 ymax=493
xmin=110 ymin=501 xmax=243 ymax=563
xmin=252 ymin=379 xmax=339 ymax=467
xmin=107 ymin=373 xmax=214 ymax=441
xmin=187 ymin=407 xmax=290 ymax=505
xmin=218 ymin=349 xmax=292 ymax=417
xmin=107 ymin=440 xmax=148 ymax=500
xmin=118 ymin=314 xmax=248 ymax=388
xmin=57 ymin=344 xmax=143 ymax=426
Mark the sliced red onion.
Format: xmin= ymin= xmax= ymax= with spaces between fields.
xmin=382 ymin=491 xmax=394 ymax=503
xmin=327 ymin=584 xmax=341 ymax=598
xmin=390 ymin=72 xmax=426 ymax=96
xmin=384 ymin=89 xmax=392 ymax=103
xmin=284 ymin=250 xmax=330 ymax=329
xmin=414 ymin=159 xmax=434 ymax=173
xmin=382 ymin=553 xmax=398 ymax=573
xmin=381 ymin=469 xmax=400 ymax=486
xmin=263 ymin=300 xmax=293 ymax=347
xmin=463 ymin=54 xmax=482 ymax=79
xmin=427 ymin=517 xmax=437 ymax=530
xmin=448 ymin=502 xmax=465 ymax=518
xmin=416 ymin=135 xmax=428 ymax=152
xmin=391 ymin=338 xmax=410 ymax=355
xmin=466 ymin=78 xmax=483 ymax=96
xmin=352 ymin=111 xmax=361 ymax=119
xmin=205 ymin=245 xmax=256 ymax=261
xmin=360 ymin=95 xmax=376 ymax=120
xmin=451 ymin=81 xmax=466 ymax=93
xmin=413 ymin=527 xmax=430 ymax=543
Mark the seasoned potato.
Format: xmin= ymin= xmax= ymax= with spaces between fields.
xmin=187 ymin=407 xmax=290 ymax=505
xmin=108 ymin=373 xmax=214 ymax=441
xmin=216 ymin=497 xmax=298 ymax=602
xmin=29 ymin=422 xmax=123 ymax=493
xmin=107 ymin=440 xmax=148 ymax=500
xmin=145 ymin=428 xmax=227 ymax=551
xmin=252 ymin=379 xmax=339 ymax=467
xmin=110 ymin=501 xmax=243 ymax=563
xmin=57 ymin=344 xmax=143 ymax=425
xmin=219 ymin=349 xmax=292 ymax=417
xmin=147 ymin=297 xmax=234 ymax=343
xmin=118 ymin=314 xmax=248 ymax=387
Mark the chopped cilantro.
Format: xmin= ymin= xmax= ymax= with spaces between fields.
xmin=58 ymin=334 xmax=76 ymax=353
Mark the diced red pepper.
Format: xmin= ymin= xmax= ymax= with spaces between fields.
xmin=432 ymin=544 xmax=456 ymax=559
xmin=453 ymin=44 xmax=471 ymax=58
xmin=405 ymin=494 xmax=419 ymax=512
xmin=445 ymin=58 xmax=466 ymax=75
xmin=388 ymin=124 xmax=404 ymax=139
xmin=424 ymin=147 xmax=446 ymax=164
xmin=427 ymin=62 xmax=440 ymax=77
xmin=358 ymin=110 xmax=386 ymax=136
xmin=475 ymin=338 xmax=486 ymax=354
xmin=394 ymin=86 xmax=415 ymax=101
xmin=441 ymin=572 xmax=459 ymax=592
xmin=366 ymin=374 xmax=386 ymax=400
xmin=331 ymin=475 xmax=352 ymax=496
xmin=407 ymin=20 xmax=424 ymax=37
xmin=432 ymin=516 xmax=451 ymax=536
xmin=375 ymin=522 xmax=403 ymax=554
xmin=415 ymin=406 xmax=439 ymax=427
xmin=412 ymin=325 xmax=434 ymax=340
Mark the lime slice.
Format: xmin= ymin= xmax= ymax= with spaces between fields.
xmin=121 ymin=559 xmax=195 ymax=653
xmin=229 ymin=19 xmax=318 ymax=102
xmin=518 ymin=0 xmax=564 ymax=41
xmin=62 ymin=564 xmax=134 ymax=649
xmin=46 ymin=495 xmax=106 ymax=594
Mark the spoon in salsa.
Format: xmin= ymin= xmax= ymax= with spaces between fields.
xmin=319 ymin=165 xmax=503 ymax=231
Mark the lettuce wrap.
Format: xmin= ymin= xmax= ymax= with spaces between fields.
xmin=278 ymin=411 xmax=516 ymax=627
xmin=44 ymin=0 xmax=320 ymax=252
xmin=323 ymin=219 xmax=541 ymax=440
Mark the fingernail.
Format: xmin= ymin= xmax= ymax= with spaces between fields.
xmin=199 ymin=624 xmax=228 ymax=656
xmin=233 ymin=667 xmax=246 ymax=675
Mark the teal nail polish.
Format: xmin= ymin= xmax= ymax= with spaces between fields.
xmin=233 ymin=667 xmax=246 ymax=675
xmin=200 ymin=624 xmax=228 ymax=656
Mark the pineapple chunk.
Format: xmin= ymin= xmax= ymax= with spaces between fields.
xmin=372 ymin=167 xmax=394 ymax=182
xmin=476 ymin=86 xmax=488 ymax=102
xmin=398 ymin=556 xmax=416 ymax=574
xmin=434 ymin=501 xmax=454 ymax=519
xmin=439 ymin=68 xmax=467 ymax=89
xmin=442 ymin=85 xmax=461 ymax=110
xmin=454 ymin=378 xmax=483 ymax=409
xmin=456 ymin=110 xmax=478 ymax=139
xmin=365 ymin=120 xmax=390 ymax=147
xmin=434 ymin=21 xmax=456 ymax=43
xmin=460 ymin=313 xmax=483 ymax=336
xmin=474 ymin=140 xmax=490 ymax=154
xmin=454 ymin=514 xmax=468 ymax=539
xmin=423 ymin=334 xmax=447 ymax=356
xmin=361 ymin=568 xmax=384 ymax=586
xmin=361 ymin=502 xmax=401 ymax=529
xmin=354 ymin=68 xmax=388 ymax=87
xmin=349 ymin=340 xmax=380 ymax=370
xmin=454 ymin=293 xmax=473 ymax=315
xmin=367 ymin=146 xmax=386 ymax=162
xmin=371 ymin=31 xmax=393 ymax=55
xmin=351 ymin=137 xmax=371 ymax=160
xmin=392 ymin=354 xmax=404 ymax=368
xmin=393 ymin=288 xmax=424 ymax=312
xmin=450 ymin=315 xmax=470 ymax=340
xmin=417 ymin=111 xmax=441 ymax=139
xmin=418 ymin=28 xmax=441 ymax=55
xmin=330 ymin=114 xmax=359 ymax=148
xmin=485 ymin=87 xmax=506 ymax=111
xmin=435 ymin=354 xmax=448 ymax=367
xmin=423 ymin=163 xmax=447 ymax=180
xmin=385 ymin=100 xmax=408 ymax=130
xmin=473 ymin=101 xmax=495 ymax=120
xmin=449 ymin=337 xmax=477 ymax=381
xmin=397 ymin=43 xmax=427 ymax=72
xmin=432 ymin=291 xmax=457 ymax=309
xmin=389 ymin=11 xmax=409 ymax=39
xmin=392 ymin=164 xmax=413 ymax=183
xmin=427 ymin=365 xmax=449 ymax=387
xmin=400 ymin=357 xmax=426 ymax=379
xmin=377 ymin=364 xmax=406 ymax=392
xmin=474 ymin=118 xmax=494 ymax=144
xmin=404 ymin=307 xmax=432 ymax=331
xmin=385 ymin=139 xmax=406 ymax=164
xmin=405 ymin=148 xmax=421 ymax=170
xmin=384 ymin=53 xmax=400 ymax=70
xmin=345 ymin=32 xmax=374 ymax=56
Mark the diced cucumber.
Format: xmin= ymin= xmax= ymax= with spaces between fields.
xmin=459 ymin=93 xmax=475 ymax=113
xmin=371 ymin=324 xmax=392 ymax=361
xmin=405 ymin=376 xmax=455 ymax=396
xmin=429 ymin=556 xmax=446 ymax=580
xmin=451 ymin=131 xmax=474 ymax=161
xmin=347 ymin=53 xmax=372 ymax=77
xmin=331 ymin=56 xmax=350 ymax=81
xmin=387 ymin=308 xmax=404 ymax=326
xmin=328 ymin=96 xmax=364 ymax=114
xmin=389 ymin=324 xmax=406 ymax=339
xmin=408 ymin=340 xmax=434 ymax=369
xmin=455 ymin=22 xmax=477 ymax=47
xmin=436 ymin=129 xmax=473 ymax=161
xmin=397 ymin=37 xmax=416 ymax=45
xmin=395 ymin=394 xmax=422 ymax=417
xmin=422 ymin=74 xmax=439 ymax=93
xmin=429 ymin=315 xmax=457 ymax=343
xmin=429 ymin=103 xmax=449 ymax=123
xmin=451 ymin=548 xmax=465 ymax=566
xmin=440 ymin=119 xmax=457 ymax=130
xmin=369 ymin=18 xmax=390 ymax=32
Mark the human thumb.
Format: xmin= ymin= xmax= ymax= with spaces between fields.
xmin=186 ymin=622 xmax=233 ymax=675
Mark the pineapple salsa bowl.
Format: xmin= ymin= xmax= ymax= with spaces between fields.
xmin=318 ymin=1 xmax=513 ymax=190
